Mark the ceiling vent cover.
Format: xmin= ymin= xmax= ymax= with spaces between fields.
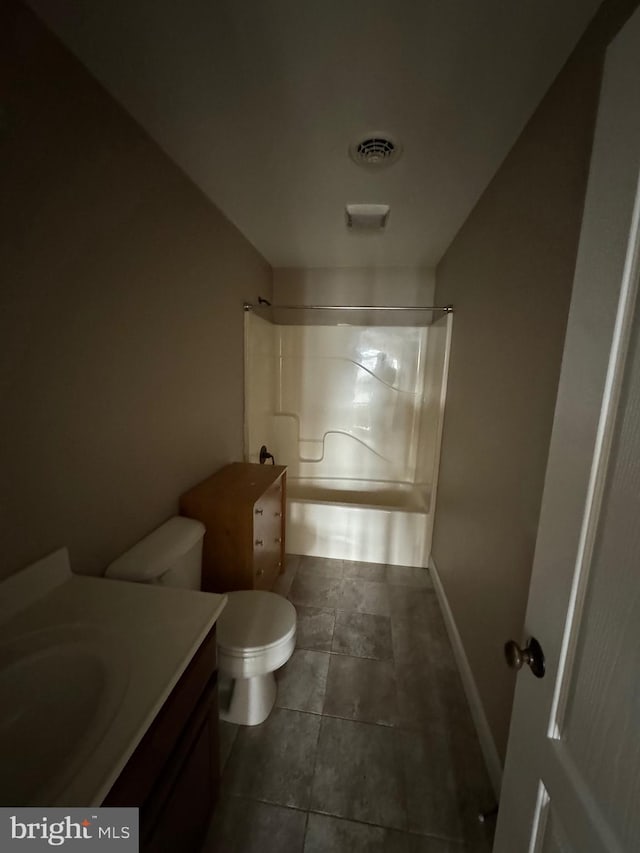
xmin=345 ymin=203 xmax=390 ymax=231
xmin=349 ymin=134 xmax=402 ymax=168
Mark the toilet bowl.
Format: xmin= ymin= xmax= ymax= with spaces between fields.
xmin=217 ymin=590 xmax=296 ymax=726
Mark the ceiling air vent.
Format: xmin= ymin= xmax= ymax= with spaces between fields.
xmin=345 ymin=203 xmax=390 ymax=231
xmin=349 ymin=134 xmax=402 ymax=168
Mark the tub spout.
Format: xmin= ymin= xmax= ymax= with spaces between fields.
xmin=259 ymin=445 xmax=275 ymax=465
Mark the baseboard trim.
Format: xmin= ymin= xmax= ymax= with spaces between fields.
xmin=429 ymin=555 xmax=503 ymax=797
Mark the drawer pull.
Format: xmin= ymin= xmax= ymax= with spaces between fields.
xmin=255 ymin=508 xmax=264 ymax=515
xmin=275 ymin=512 xmax=282 ymax=517
xmin=256 ymin=568 xmax=265 ymax=577
xmin=255 ymin=539 xmax=264 ymax=547
xmin=275 ymin=538 xmax=282 ymax=544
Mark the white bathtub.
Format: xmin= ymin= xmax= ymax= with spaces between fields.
xmin=286 ymin=478 xmax=432 ymax=568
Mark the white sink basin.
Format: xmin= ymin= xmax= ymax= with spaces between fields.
xmin=0 ymin=625 xmax=129 ymax=805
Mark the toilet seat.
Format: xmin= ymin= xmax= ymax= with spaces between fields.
xmin=216 ymin=591 xmax=297 ymax=723
xmin=217 ymin=590 xmax=296 ymax=655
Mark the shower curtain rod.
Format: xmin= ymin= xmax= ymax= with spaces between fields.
xmin=243 ymin=301 xmax=454 ymax=312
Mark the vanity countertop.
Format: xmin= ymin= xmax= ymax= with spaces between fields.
xmin=0 ymin=548 xmax=226 ymax=807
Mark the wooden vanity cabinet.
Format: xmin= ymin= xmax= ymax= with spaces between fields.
xmin=104 ymin=627 xmax=220 ymax=853
xmin=179 ymin=462 xmax=287 ymax=593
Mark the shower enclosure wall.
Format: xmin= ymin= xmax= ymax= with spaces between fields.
xmin=244 ymin=306 xmax=452 ymax=568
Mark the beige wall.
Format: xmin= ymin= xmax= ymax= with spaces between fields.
xmin=432 ymin=0 xmax=639 ymax=763
xmin=0 ymin=2 xmax=271 ymax=580
xmin=272 ymin=267 xmax=436 ymax=326
xmin=244 ymin=312 xmax=277 ymax=465
xmin=274 ymin=267 xmax=435 ymax=305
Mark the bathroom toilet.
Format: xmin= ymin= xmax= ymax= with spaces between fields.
xmin=217 ymin=590 xmax=296 ymax=726
xmin=105 ymin=516 xmax=296 ymax=727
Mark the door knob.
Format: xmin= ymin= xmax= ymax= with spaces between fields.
xmin=504 ymin=636 xmax=545 ymax=678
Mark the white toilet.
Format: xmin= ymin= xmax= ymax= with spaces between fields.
xmin=217 ymin=590 xmax=296 ymax=726
xmin=105 ymin=516 xmax=296 ymax=727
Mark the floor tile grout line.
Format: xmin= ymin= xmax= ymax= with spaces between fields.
xmin=217 ymin=791 xmax=469 ymax=847
xmin=277 ymin=703 xmax=400 ymax=729
xmin=328 ymin=605 xmax=338 ymax=656
xmin=303 ymin=681 xmax=327 ymax=847
xmin=303 ymin=806 xmax=405 ymax=836
xmin=293 ymin=571 xmax=432 ymax=591
xmin=273 ymin=698 xmax=421 ymax=732
xmin=304 ymin=806 xmax=468 ymax=844
xmin=296 ymin=644 xmax=393 ymax=662
xmin=319 ymin=610 xmax=337 ymax=718
xmin=291 ymin=603 xmax=392 ymax=618
xmin=301 ymin=808 xmax=310 ymax=852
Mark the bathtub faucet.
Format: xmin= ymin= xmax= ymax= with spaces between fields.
xmin=259 ymin=445 xmax=275 ymax=465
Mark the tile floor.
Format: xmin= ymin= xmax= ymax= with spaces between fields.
xmin=201 ymin=555 xmax=496 ymax=853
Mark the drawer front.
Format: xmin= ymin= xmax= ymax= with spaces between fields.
xmin=252 ymin=515 xmax=281 ymax=589
xmin=253 ymin=546 xmax=280 ymax=589
xmin=253 ymin=481 xmax=283 ymax=530
xmin=253 ymin=480 xmax=284 ymax=588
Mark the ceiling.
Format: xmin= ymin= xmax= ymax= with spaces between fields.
xmin=28 ymin=0 xmax=601 ymax=269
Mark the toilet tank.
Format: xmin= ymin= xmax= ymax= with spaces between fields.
xmin=105 ymin=516 xmax=206 ymax=590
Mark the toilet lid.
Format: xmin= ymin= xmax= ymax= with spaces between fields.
xmin=217 ymin=591 xmax=296 ymax=654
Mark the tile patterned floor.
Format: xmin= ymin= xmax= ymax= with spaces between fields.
xmin=201 ymin=555 xmax=496 ymax=853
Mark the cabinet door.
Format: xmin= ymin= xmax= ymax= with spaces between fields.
xmin=141 ymin=683 xmax=219 ymax=853
xmin=252 ymin=478 xmax=283 ymax=589
xmin=142 ymin=712 xmax=212 ymax=853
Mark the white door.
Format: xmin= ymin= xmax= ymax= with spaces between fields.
xmin=494 ymin=8 xmax=640 ymax=853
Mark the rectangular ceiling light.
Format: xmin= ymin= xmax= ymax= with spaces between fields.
xmin=345 ymin=203 xmax=390 ymax=230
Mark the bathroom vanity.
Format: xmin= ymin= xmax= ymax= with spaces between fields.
xmin=104 ymin=625 xmax=219 ymax=852
xmin=180 ymin=462 xmax=287 ymax=592
xmin=0 ymin=549 xmax=227 ymax=852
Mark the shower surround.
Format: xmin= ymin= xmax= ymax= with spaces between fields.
xmin=244 ymin=311 xmax=451 ymax=567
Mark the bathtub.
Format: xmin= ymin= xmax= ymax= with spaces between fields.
xmin=286 ymin=478 xmax=432 ymax=568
